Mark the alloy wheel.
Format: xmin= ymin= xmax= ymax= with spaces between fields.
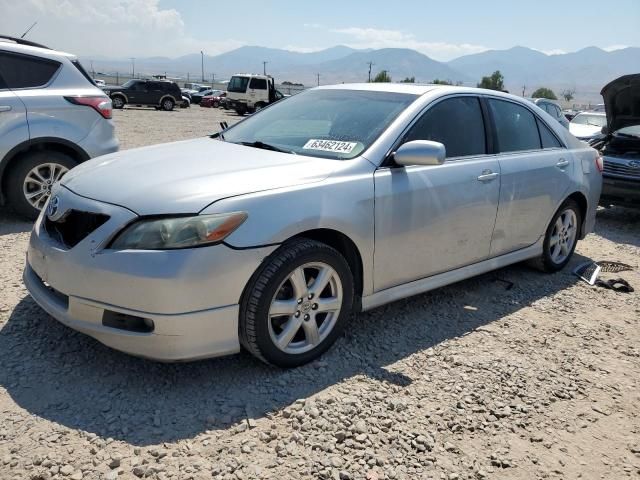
xmin=268 ymin=262 xmax=343 ymax=355
xmin=22 ymin=163 xmax=69 ymax=210
xmin=548 ymin=208 xmax=577 ymax=264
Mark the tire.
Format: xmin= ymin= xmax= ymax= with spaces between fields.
xmin=213 ymin=101 xmax=219 ymax=108
xmin=240 ymin=238 xmax=354 ymax=368
xmin=529 ymin=199 xmax=582 ymax=273
xmin=161 ymin=98 xmax=175 ymax=111
xmin=111 ymin=95 xmax=125 ymax=109
xmin=235 ymin=104 xmax=247 ymax=115
xmin=6 ymin=150 xmax=78 ymax=220
xmin=254 ymin=102 xmax=266 ymax=112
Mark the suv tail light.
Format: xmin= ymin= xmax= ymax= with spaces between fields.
xmin=64 ymin=96 xmax=112 ymax=119
xmin=595 ymin=154 xmax=604 ymax=173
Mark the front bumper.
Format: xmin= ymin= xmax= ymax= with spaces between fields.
xmin=601 ymin=175 xmax=640 ymax=207
xmin=23 ymin=187 xmax=277 ymax=361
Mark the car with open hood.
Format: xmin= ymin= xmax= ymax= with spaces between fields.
xmin=591 ymin=74 xmax=640 ymax=208
xmin=24 ymin=84 xmax=602 ymax=367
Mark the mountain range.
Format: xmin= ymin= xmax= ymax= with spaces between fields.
xmin=85 ymin=45 xmax=640 ymax=103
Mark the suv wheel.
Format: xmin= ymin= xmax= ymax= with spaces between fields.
xmin=111 ymin=96 xmax=125 ymax=109
xmin=6 ymin=151 xmax=78 ymax=220
xmin=161 ymin=98 xmax=175 ymax=111
xmin=240 ymin=238 xmax=354 ymax=367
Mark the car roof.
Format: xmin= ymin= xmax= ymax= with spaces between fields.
xmin=315 ymin=83 xmax=528 ymax=101
xmin=0 ymin=39 xmax=76 ymax=61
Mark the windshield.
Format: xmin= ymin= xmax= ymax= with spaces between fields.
xmin=571 ymin=113 xmax=607 ymax=127
xmin=615 ymin=125 xmax=640 ymax=137
xmin=122 ymin=79 xmax=138 ymax=88
xmin=227 ymin=76 xmax=250 ymax=93
xmin=222 ymin=89 xmax=418 ymax=159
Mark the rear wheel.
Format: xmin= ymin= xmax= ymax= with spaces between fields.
xmin=161 ymin=98 xmax=175 ymax=111
xmin=530 ymin=199 xmax=581 ymax=272
xmin=6 ymin=150 xmax=77 ymax=219
xmin=240 ymin=238 xmax=354 ymax=367
xmin=235 ymin=104 xmax=247 ymax=115
xmin=254 ymin=102 xmax=266 ymax=112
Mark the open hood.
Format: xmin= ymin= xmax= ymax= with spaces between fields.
xmin=601 ymin=74 xmax=640 ymax=133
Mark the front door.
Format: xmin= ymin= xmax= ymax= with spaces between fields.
xmin=486 ymin=98 xmax=574 ymax=256
xmin=373 ymin=95 xmax=500 ymax=291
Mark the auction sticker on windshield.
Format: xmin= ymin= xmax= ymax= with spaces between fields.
xmin=303 ymin=139 xmax=358 ymax=154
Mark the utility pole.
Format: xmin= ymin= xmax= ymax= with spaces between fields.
xmin=316 ymin=73 xmax=320 ymax=86
xmin=130 ymin=58 xmax=135 ymax=78
xmin=367 ymin=61 xmax=374 ymax=82
xmin=211 ymin=73 xmax=215 ymax=85
xmin=521 ymin=85 xmax=526 ymax=96
xmin=201 ymin=51 xmax=205 ymax=82
xmin=263 ymin=61 xmax=268 ymax=75
xmin=90 ymin=60 xmax=95 ymax=76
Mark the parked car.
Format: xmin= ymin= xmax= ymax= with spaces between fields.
xmin=591 ymin=74 xmax=640 ymax=208
xmin=93 ymin=78 xmax=106 ymax=87
xmin=181 ymin=84 xmax=210 ymax=99
xmin=0 ymin=35 xmax=118 ymax=219
xmin=200 ymin=92 xmax=226 ymax=108
xmin=525 ymin=97 xmax=570 ymax=128
xmin=569 ymin=112 xmax=607 ymax=141
xmin=24 ymin=84 xmax=601 ymax=367
xmin=191 ymin=89 xmax=223 ymax=105
xmin=180 ymin=95 xmax=191 ymax=108
xmin=227 ymin=74 xmax=284 ymax=114
xmin=103 ymin=79 xmax=182 ymax=111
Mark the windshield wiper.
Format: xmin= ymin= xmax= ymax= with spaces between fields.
xmin=236 ymin=140 xmax=295 ymax=154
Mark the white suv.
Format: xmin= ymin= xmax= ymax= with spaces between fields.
xmin=0 ymin=36 xmax=118 ymax=219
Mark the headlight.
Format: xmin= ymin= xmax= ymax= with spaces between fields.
xmin=109 ymin=212 xmax=247 ymax=250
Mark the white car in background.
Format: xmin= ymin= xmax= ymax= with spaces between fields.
xmin=569 ymin=112 xmax=607 ymax=141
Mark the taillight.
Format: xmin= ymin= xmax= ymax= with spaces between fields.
xmin=64 ymin=96 xmax=112 ymax=119
xmin=595 ymin=154 xmax=604 ymax=173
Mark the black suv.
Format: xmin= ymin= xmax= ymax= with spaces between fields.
xmin=104 ymin=79 xmax=182 ymax=111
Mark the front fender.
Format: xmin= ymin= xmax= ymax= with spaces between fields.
xmin=201 ymin=159 xmax=376 ymax=295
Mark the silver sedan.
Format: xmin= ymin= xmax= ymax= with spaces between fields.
xmin=24 ymin=84 xmax=602 ymax=367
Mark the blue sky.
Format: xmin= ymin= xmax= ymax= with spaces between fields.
xmin=2 ymin=0 xmax=638 ymax=60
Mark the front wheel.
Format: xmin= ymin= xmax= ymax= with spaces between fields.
xmin=111 ymin=96 xmax=125 ymax=109
xmin=161 ymin=98 xmax=175 ymax=111
xmin=530 ymin=199 xmax=581 ymax=272
xmin=240 ymin=239 xmax=354 ymax=367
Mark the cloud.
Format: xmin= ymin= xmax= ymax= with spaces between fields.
xmin=330 ymin=27 xmax=488 ymax=61
xmin=0 ymin=0 xmax=244 ymax=58
xmin=535 ymin=49 xmax=567 ymax=56
xmin=282 ymin=45 xmax=326 ymax=53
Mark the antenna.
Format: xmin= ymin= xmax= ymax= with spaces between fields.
xmin=20 ymin=21 xmax=38 ymax=39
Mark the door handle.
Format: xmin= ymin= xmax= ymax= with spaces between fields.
xmin=477 ymin=170 xmax=500 ymax=182
xmin=0 ymin=105 xmax=12 ymax=112
xmin=556 ymin=159 xmax=570 ymax=168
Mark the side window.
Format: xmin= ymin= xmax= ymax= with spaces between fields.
xmin=537 ymin=119 xmax=562 ymax=148
xmin=403 ymin=96 xmax=486 ymax=158
xmin=131 ymin=82 xmax=146 ymax=91
xmin=0 ymin=71 xmax=6 ymax=89
xmin=0 ymin=52 xmax=60 ymax=89
xmin=249 ymin=78 xmax=268 ymax=90
xmin=554 ymin=105 xmax=562 ymax=118
xmin=488 ymin=99 xmax=541 ymax=152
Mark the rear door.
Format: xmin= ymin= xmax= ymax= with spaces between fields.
xmin=373 ymin=95 xmax=501 ymax=291
xmin=0 ymin=69 xmax=29 ymax=164
xmin=487 ymin=97 xmax=573 ymax=256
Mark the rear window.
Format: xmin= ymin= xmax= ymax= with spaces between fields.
xmin=0 ymin=52 xmax=60 ymax=89
xmin=537 ymin=119 xmax=563 ymax=148
xmin=71 ymin=60 xmax=95 ymax=86
xmin=228 ymin=76 xmax=250 ymax=93
xmin=489 ymin=99 xmax=541 ymax=152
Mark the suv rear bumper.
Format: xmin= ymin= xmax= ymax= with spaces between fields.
xmin=78 ymin=118 xmax=119 ymax=158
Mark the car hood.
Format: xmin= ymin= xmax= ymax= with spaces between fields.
xmin=61 ymin=138 xmax=339 ymax=215
xmin=601 ymin=74 xmax=640 ymax=133
xmin=569 ymin=123 xmax=601 ymax=139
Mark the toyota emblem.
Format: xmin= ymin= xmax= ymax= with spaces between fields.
xmin=47 ymin=195 xmax=60 ymax=218
xmin=629 ymin=160 xmax=640 ymax=169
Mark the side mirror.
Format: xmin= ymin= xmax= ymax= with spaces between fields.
xmin=393 ymin=140 xmax=446 ymax=167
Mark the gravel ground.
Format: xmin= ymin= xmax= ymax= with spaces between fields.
xmin=1 ymin=107 xmax=639 ymax=480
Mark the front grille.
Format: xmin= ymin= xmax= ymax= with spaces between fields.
xmin=603 ymin=161 xmax=640 ymax=179
xmin=44 ymin=210 xmax=110 ymax=248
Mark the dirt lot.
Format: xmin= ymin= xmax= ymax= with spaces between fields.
xmin=0 ymin=106 xmax=639 ymax=480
